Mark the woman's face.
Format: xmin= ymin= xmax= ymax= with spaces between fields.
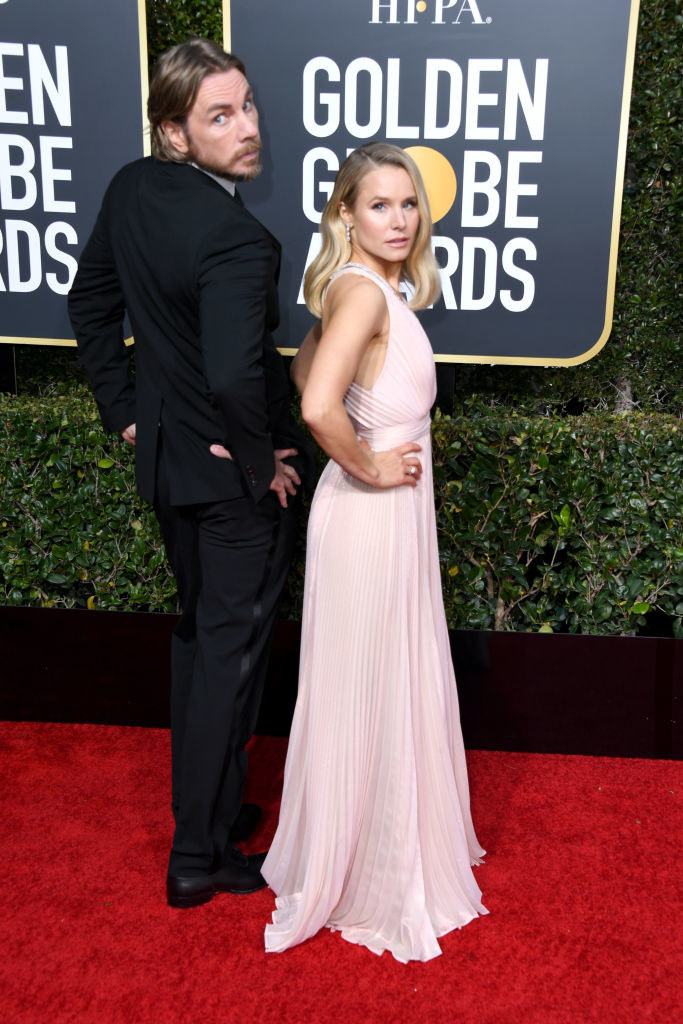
xmin=341 ymin=165 xmax=420 ymax=269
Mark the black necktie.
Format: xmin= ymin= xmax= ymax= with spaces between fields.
xmin=233 ymin=188 xmax=244 ymax=206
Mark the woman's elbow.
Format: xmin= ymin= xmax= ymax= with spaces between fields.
xmin=301 ymin=394 xmax=328 ymax=432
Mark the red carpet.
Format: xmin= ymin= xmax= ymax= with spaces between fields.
xmin=1 ymin=722 xmax=680 ymax=1024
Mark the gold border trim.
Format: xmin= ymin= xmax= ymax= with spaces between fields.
xmin=1 ymin=0 xmax=150 ymax=347
xmin=138 ymin=0 xmax=151 ymax=158
xmin=0 ymin=337 xmax=134 ymax=349
xmin=223 ymin=1 xmax=231 ymax=49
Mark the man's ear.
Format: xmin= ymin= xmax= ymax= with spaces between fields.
xmin=161 ymin=120 xmax=190 ymax=155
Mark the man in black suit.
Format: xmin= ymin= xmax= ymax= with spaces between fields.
xmin=68 ymin=40 xmax=310 ymax=908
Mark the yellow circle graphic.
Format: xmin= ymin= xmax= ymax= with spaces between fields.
xmin=416 ymin=1 xmax=427 ymax=10
xmin=405 ymin=146 xmax=457 ymax=224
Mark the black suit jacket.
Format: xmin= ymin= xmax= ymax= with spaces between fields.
xmin=68 ymin=157 xmax=309 ymax=506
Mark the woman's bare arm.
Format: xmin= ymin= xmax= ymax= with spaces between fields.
xmin=291 ymin=321 xmax=322 ymax=394
xmin=301 ymin=276 xmax=421 ymax=488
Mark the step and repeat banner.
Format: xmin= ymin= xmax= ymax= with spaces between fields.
xmin=0 ymin=0 xmax=147 ymax=346
xmin=228 ymin=0 xmax=639 ymax=364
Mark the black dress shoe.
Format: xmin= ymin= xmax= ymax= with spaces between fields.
xmin=167 ymin=847 xmax=267 ymax=909
xmin=228 ymin=802 xmax=262 ymax=842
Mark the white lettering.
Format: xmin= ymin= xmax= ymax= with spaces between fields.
xmin=303 ymin=58 xmax=548 ymax=144
xmin=370 ymin=0 xmax=399 ymax=23
xmin=504 ymin=152 xmax=541 ymax=229
xmin=432 ymin=235 xmax=460 ymax=309
xmin=404 ymin=0 xmax=419 ymax=24
xmin=460 ymin=151 xmax=501 ymax=228
xmin=424 ymin=60 xmax=462 ymax=140
xmin=434 ymin=0 xmax=457 ymax=24
xmin=5 ymin=218 xmax=42 ymax=291
xmin=504 ymin=59 xmax=548 ymax=141
xmin=45 ymin=220 xmax=78 ymax=294
xmin=302 ymin=147 xmax=339 ymax=224
xmin=297 ymin=232 xmax=323 ymax=303
xmin=39 ymin=136 xmax=75 ymax=213
xmin=27 ymin=45 xmax=71 ymax=127
xmin=0 ymin=134 xmax=38 ymax=210
xmin=460 ymin=236 xmax=498 ymax=310
xmin=386 ymin=59 xmax=419 ymax=139
xmin=454 ymin=0 xmax=485 ymax=24
xmin=344 ymin=58 xmax=383 ymax=139
xmin=0 ymin=43 xmax=28 ymax=124
xmin=303 ymin=58 xmax=340 ymax=138
xmin=500 ymin=238 xmax=537 ymax=311
xmin=465 ymin=59 xmax=502 ymax=140
xmin=434 ymin=0 xmax=485 ymax=25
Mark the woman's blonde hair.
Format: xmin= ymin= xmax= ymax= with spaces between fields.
xmin=303 ymin=142 xmax=441 ymax=316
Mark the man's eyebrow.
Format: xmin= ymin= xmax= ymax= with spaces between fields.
xmin=206 ymin=90 xmax=253 ymax=115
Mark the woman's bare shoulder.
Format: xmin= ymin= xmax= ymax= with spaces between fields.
xmin=325 ymin=271 xmax=387 ymax=317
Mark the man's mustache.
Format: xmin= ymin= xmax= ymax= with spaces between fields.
xmin=236 ymin=142 xmax=262 ymax=158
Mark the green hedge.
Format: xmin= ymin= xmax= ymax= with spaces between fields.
xmin=146 ymin=0 xmax=223 ymax=58
xmin=1 ymin=391 xmax=680 ymax=637
xmin=0 ymin=389 xmax=176 ymax=614
xmin=432 ymin=406 xmax=682 ymax=637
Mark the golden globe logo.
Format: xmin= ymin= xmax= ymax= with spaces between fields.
xmin=370 ymin=0 xmax=493 ymax=25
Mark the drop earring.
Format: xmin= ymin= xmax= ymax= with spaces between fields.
xmin=345 ymin=222 xmax=351 ymax=243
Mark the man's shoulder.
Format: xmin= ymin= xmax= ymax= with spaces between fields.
xmin=104 ymin=158 xmax=238 ymax=222
xmin=106 ymin=158 xmax=261 ymax=213
xmin=106 ymin=157 xmax=214 ymax=195
xmin=107 ymin=155 xmax=152 ymax=186
xmin=102 ymin=159 xmax=277 ymax=250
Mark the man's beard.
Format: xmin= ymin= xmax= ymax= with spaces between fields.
xmin=186 ymin=138 xmax=262 ymax=182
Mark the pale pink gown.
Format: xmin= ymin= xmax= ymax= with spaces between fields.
xmin=263 ymin=263 xmax=487 ymax=962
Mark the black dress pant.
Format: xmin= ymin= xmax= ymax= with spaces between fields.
xmin=154 ymin=445 xmax=297 ymax=877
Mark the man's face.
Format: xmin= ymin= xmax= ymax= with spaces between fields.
xmin=163 ymin=68 xmax=262 ymax=181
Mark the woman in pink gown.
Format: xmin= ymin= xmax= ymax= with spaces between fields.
xmin=263 ymin=143 xmax=487 ymax=962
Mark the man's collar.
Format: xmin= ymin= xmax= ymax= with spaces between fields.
xmin=190 ymin=162 xmax=236 ymax=196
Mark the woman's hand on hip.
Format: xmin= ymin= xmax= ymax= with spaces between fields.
xmin=360 ymin=439 xmax=422 ymax=488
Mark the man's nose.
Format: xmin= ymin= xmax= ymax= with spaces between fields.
xmin=238 ymin=108 xmax=259 ymax=140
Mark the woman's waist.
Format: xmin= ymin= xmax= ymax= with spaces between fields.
xmin=352 ymin=414 xmax=431 ymax=449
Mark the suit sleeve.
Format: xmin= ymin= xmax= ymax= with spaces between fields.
xmin=198 ymin=220 xmax=278 ymax=503
xmin=67 ymin=190 xmax=136 ymax=433
xmin=261 ymin=335 xmax=297 ymax=445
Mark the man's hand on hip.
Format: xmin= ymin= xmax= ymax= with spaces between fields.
xmin=209 ymin=444 xmax=300 ymax=508
xmin=121 ymin=424 xmax=136 ymax=446
xmin=209 ymin=443 xmax=233 ymax=460
xmin=270 ymin=448 xmax=300 ymax=509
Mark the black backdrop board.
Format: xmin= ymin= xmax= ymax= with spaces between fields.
xmin=228 ymin=0 xmax=639 ymax=365
xmin=1 ymin=608 xmax=679 ymax=759
xmin=0 ymin=0 xmax=147 ymax=346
